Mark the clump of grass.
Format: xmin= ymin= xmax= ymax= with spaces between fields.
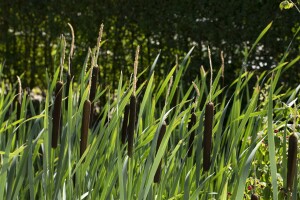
xmin=80 ymin=100 xmax=91 ymax=157
xmin=127 ymin=45 xmax=139 ymax=157
xmin=121 ymin=104 xmax=130 ymax=144
xmin=52 ymin=81 xmax=63 ymax=148
xmin=287 ymin=132 xmax=298 ymax=192
xmin=154 ymin=121 xmax=167 ymax=183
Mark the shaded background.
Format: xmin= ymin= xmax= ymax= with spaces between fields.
xmin=0 ymin=0 xmax=299 ymax=89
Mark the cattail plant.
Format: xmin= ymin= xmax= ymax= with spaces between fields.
xmin=52 ymin=35 xmax=66 ymax=148
xmin=121 ymin=104 xmax=130 ymax=144
xmin=154 ymin=121 xmax=167 ymax=183
xmin=80 ymin=100 xmax=91 ymax=157
xmin=251 ymin=194 xmax=260 ymax=200
xmin=127 ymin=45 xmax=139 ymax=158
xmin=88 ymin=24 xmax=103 ymax=127
xmin=287 ymin=132 xmax=298 ymax=192
xmin=203 ymin=46 xmax=214 ymax=172
xmin=52 ymin=81 xmax=63 ymax=148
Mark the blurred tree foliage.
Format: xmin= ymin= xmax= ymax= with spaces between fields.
xmin=0 ymin=0 xmax=299 ymax=88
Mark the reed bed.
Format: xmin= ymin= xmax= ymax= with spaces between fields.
xmin=0 ymin=22 xmax=299 ymax=200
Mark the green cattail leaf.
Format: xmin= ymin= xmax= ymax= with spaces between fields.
xmin=248 ymin=21 xmax=273 ymax=56
xmin=267 ymin=80 xmax=278 ymax=200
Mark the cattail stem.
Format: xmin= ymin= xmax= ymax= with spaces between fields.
xmin=187 ymin=113 xmax=197 ymax=157
xmin=65 ymin=73 xmax=72 ymax=110
xmin=154 ymin=122 xmax=167 ymax=183
xmin=121 ymin=104 xmax=130 ymax=144
xmin=127 ymin=95 xmax=136 ymax=157
xmin=203 ymin=102 xmax=214 ymax=172
xmin=80 ymin=100 xmax=91 ymax=157
xmin=89 ymin=66 xmax=99 ymax=127
xmin=52 ymin=81 xmax=63 ymax=148
xmin=208 ymin=46 xmax=213 ymax=102
xmin=287 ymin=133 xmax=298 ymax=191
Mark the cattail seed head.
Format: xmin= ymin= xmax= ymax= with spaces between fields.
xmin=121 ymin=104 xmax=130 ymax=144
xmin=287 ymin=132 xmax=298 ymax=191
xmin=80 ymin=100 xmax=91 ymax=158
xmin=187 ymin=113 xmax=197 ymax=157
xmin=203 ymin=102 xmax=214 ymax=172
xmin=154 ymin=121 xmax=167 ymax=183
xmin=251 ymin=194 xmax=260 ymax=200
xmin=52 ymin=81 xmax=63 ymax=148
xmin=127 ymin=95 xmax=136 ymax=157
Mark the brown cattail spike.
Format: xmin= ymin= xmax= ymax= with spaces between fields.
xmin=203 ymin=102 xmax=214 ymax=172
xmin=251 ymin=194 xmax=260 ymax=200
xmin=154 ymin=122 xmax=167 ymax=183
xmin=127 ymin=95 xmax=136 ymax=157
xmin=52 ymin=81 xmax=63 ymax=148
xmin=287 ymin=133 xmax=298 ymax=191
xmin=80 ymin=100 xmax=91 ymax=157
xmin=187 ymin=113 xmax=197 ymax=157
xmin=89 ymin=66 xmax=99 ymax=127
xmin=121 ymin=104 xmax=130 ymax=144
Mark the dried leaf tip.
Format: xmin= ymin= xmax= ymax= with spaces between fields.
xmin=133 ymin=45 xmax=140 ymax=96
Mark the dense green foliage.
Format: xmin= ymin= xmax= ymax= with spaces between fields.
xmin=0 ymin=0 xmax=299 ymax=88
xmin=0 ymin=21 xmax=299 ymax=199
